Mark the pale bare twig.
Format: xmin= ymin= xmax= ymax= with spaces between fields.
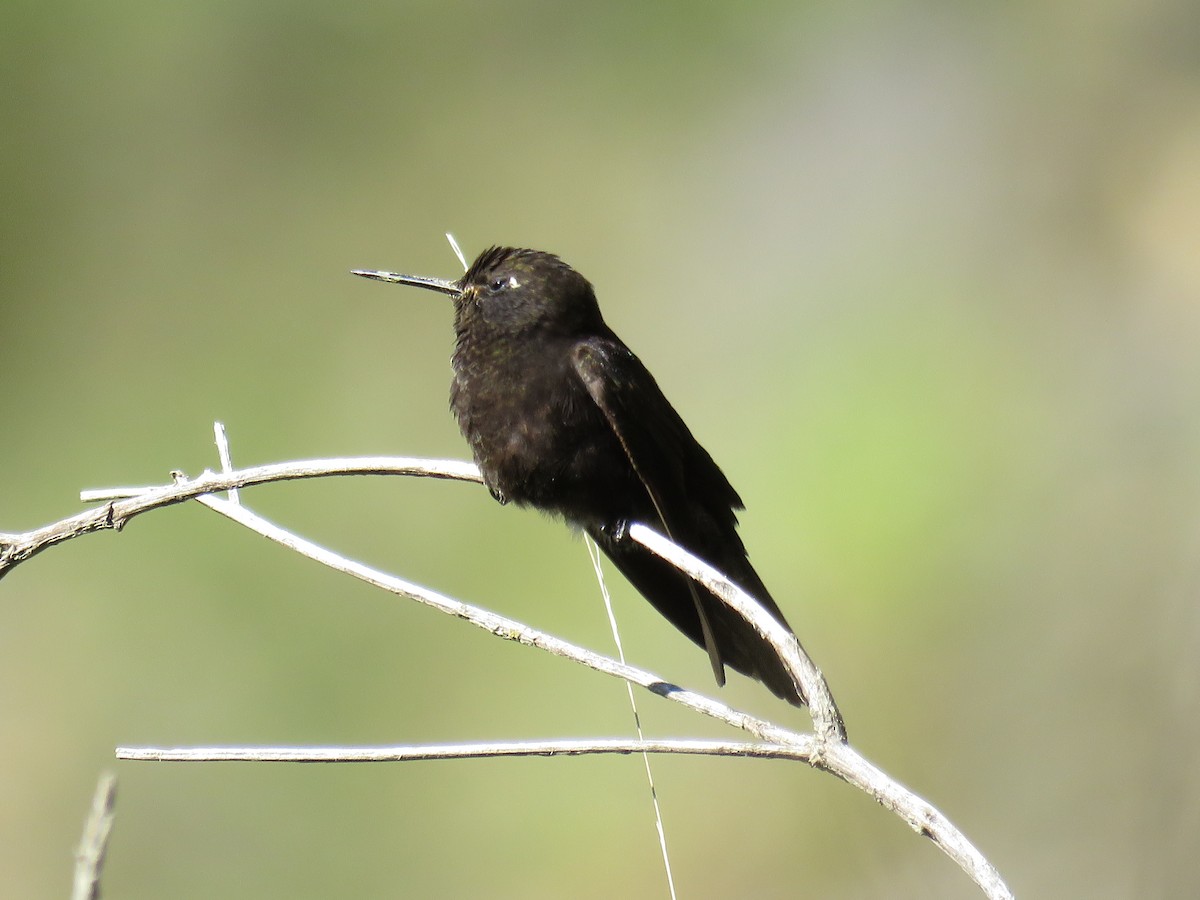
xmin=71 ymin=772 xmax=117 ymax=900
xmin=191 ymin=486 xmax=809 ymax=747
xmin=0 ymin=456 xmax=479 ymax=579
xmin=628 ymin=523 xmax=845 ymax=743
xmin=212 ymin=421 xmax=239 ymax=505
xmin=1 ymin=454 xmax=1011 ymax=898
xmin=585 ymin=532 xmax=678 ymax=899
xmin=116 ymin=738 xmax=810 ymax=763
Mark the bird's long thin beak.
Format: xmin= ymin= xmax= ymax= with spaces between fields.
xmin=351 ymin=269 xmax=461 ymax=296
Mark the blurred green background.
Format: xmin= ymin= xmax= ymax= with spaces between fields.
xmin=3 ymin=1 xmax=1199 ymax=897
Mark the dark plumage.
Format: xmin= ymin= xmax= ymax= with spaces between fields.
xmin=354 ymin=247 xmax=804 ymax=706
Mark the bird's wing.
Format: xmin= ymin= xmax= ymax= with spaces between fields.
xmin=571 ymin=336 xmax=728 ymax=683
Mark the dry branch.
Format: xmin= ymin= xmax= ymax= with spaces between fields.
xmin=1 ymin=454 xmax=1011 ymax=899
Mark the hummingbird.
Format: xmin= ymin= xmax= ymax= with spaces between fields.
xmin=353 ymin=246 xmax=804 ymax=706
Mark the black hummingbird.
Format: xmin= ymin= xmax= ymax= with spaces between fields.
xmin=353 ymin=246 xmax=804 ymax=706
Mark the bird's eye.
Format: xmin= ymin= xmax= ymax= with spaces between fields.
xmin=488 ymin=275 xmax=519 ymax=294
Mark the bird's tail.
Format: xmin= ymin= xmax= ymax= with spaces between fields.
xmin=586 ymin=526 xmax=806 ymax=707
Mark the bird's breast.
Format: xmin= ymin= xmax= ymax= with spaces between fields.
xmin=450 ymin=340 xmax=645 ymax=525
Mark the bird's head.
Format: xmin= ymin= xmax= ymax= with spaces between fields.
xmin=354 ymin=246 xmax=604 ymax=340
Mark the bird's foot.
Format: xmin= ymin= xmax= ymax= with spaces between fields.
xmin=603 ymin=519 xmax=630 ymax=543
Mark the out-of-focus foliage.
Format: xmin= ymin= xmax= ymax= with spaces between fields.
xmin=3 ymin=2 xmax=1199 ymax=897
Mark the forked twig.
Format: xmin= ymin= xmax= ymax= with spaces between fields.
xmin=2 ymin=454 xmax=1010 ymax=898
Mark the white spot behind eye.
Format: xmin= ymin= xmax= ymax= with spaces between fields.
xmin=487 ymin=274 xmax=521 ymax=294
